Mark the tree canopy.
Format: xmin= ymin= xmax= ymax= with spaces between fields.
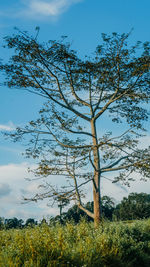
xmin=1 ymin=29 xmax=150 ymax=226
xmin=114 ymin=193 xmax=150 ymax=220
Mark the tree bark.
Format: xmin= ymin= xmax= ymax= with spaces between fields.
xmin=91 ymin=119 xmax=102 ymax=227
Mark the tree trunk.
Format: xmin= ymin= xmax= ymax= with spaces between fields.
xmin=91 ymin=119 xmax=102 ymax=227
xmin=93 ymin=182 xmax=101 ymax=227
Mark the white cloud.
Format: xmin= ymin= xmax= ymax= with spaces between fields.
xmin=101 ymin=176 xmax=150 ymax=203
xmin=0 ymin=0 xmax=83 ymax=20
xmin=138 ymin=135 xmax=150 ymax=149
xmin=30 ymin=0 xmax=81 ymax=16
xmin=0 ymin=162 xmax=60 ymax=221
xmin=0 ymin=122 xmax=15 ymax=131
xmin=0 ymin=183 xmax=11 ymax=197
xmin=24 ymin=0 xmax=83 ymax=18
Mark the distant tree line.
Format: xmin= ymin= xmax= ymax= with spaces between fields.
xmin=0 ymin=217 xmax=38 ymax=230
xmin=52 ymin=193 xmax=150 ymax=224
xmin=1 ymin=193 xmax=150 ymax=229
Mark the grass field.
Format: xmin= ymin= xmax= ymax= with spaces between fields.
xmin=0 ymin=219 xmax=150 ymax=266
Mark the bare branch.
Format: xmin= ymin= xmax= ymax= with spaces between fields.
xmin=38 ymin=52 xmax=91 ymax=121
xmin=48 ymin=127 xmax=92 ymax=149
xmin=61 ymin=125 xmax=93 ymax=137
xmin=67 ymin=66 xmax=91 ymax=107
xmin=78 ymin=204 xmax=94 ymax=219
xmin=93 ymin=85 xmax=105 ymax=114
xmin=65 ymin=152 xmax=94 ymax=219
xmin=101 ymin=156 xmax=129 ymax=171
xmin=94 ymin=74 xmax=142 ymax=121
xmin=101 ymin=159 xmax=150 ymax=173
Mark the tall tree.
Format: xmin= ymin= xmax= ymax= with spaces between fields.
xmin=1 ymin=30 xmax=150 ymax=226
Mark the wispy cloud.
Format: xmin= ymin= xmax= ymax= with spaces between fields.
xmin=0 ymin=122 xmax=15 ymax=131
xmin=28 ymin=0 xmax=83 ymax=16
xmin=0 ymin=0 xmax=83 ymax=20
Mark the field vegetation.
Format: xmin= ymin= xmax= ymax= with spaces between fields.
xmin=0 ymin=219 xmax=150 ymax=266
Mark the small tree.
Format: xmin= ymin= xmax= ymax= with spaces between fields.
xmin=1 ymin=29 xmax=150 ymax=226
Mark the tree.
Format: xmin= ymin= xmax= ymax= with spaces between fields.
xmin=1 ymin=29 xmax=150 ymax=226
xmin=57 ymin=196 xmax=70 ymax=222
xmin=25 ymin=218 xmax=37 ymax=227
xmin=101 ymin=195 xmax=115 ymax=220
xmin=114 ymin=193 xmax=150 ymax=220
xmin=49 ymin=196 xmax=70 ymax=223
xmin=4 ymin=217 xmax=24 ymax=229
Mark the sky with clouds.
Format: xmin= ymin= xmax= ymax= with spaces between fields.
xmin=0 ymin=0 xmax=150 ymax=221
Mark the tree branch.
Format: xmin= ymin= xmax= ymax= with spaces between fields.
xmin=101 ymin=156 xmax=129 ymax=171
xmin=38 ymin=52 xmax=91 ymax=121
xmin=25 ymin=64 xmax=91 ymax=121
xmin=67 ymin=66 xmax=91 ymax=107
xmin=65 ymin=152 xmax=94 ymax=219
xmin=93 ymin=85 xmax=105 ymax=114
xmin=46 ymin=126 xmax=92 ymax=149
xmin=61 ymin=125 xmax=93 ymax=137
xmin=94 ymin=87 xmax=120 ymax=120
xmin=101 ymin=159 xmax=150 ymax=173
xmin=78 ymin=204 xmax=94 ymax=219
xmin=93 ymin=74 xmax=142 ymax=121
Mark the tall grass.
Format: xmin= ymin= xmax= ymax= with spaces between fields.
xmin=0 ymin=219 xmax=150 ymax=266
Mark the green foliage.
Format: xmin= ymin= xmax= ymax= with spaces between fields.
xmin=4 ymin=217 xmax=24 ymax=229
xmin=114 ymin=193 xmax=150 ymax=220
xmin=25 ymin=218 xmax=38 ymax=227
xmin=0 ymin=219 xmax=150 ymax=266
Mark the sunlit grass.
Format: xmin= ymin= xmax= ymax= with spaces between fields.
xmin=0 ymin=219 xmax=150 ymax=266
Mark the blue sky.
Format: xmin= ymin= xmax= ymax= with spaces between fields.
xmin=0 ymin=0 xmax=150 ymax=221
